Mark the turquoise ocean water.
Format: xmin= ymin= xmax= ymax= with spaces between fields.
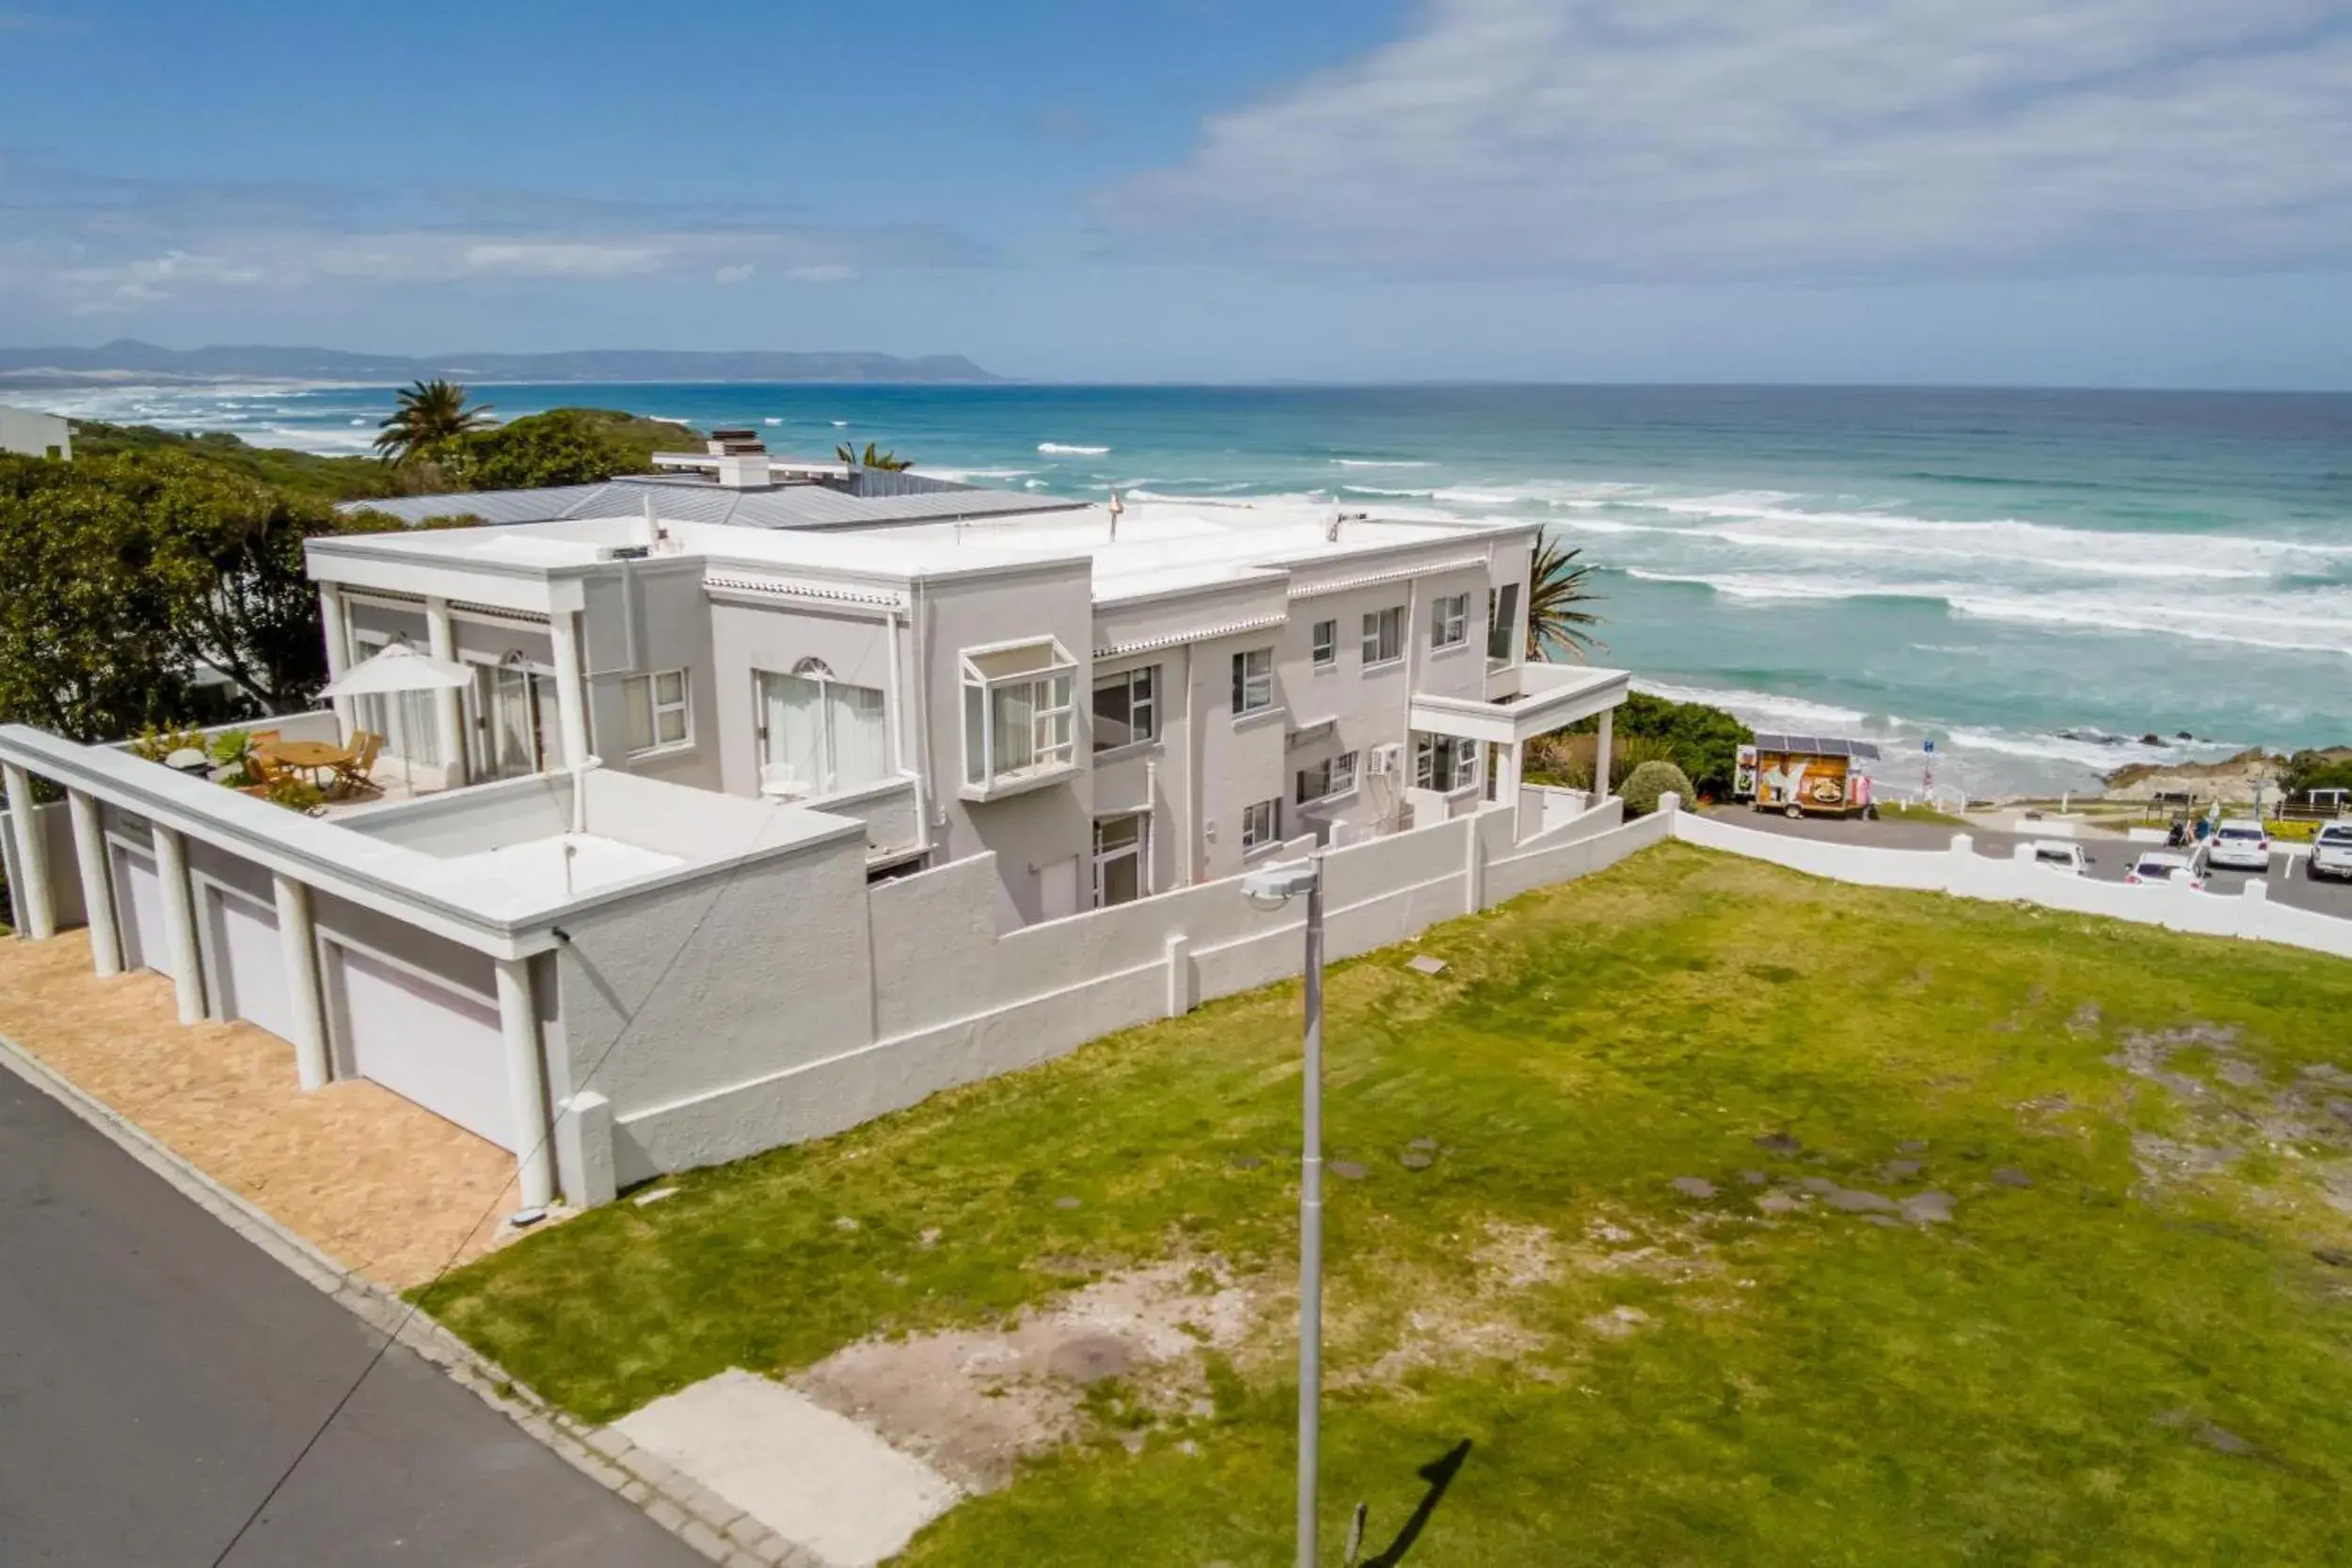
xmin=41 ymin=381 xmax=2352 ymax=797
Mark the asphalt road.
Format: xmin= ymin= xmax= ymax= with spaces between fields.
xmin=0 ymin=1068 xmax=699 ymax=1568
xmin=1699 ymin=807 xmax=2352 ymax=920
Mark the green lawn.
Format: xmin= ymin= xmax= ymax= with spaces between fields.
xmin=421 ymin=844 xmax=2352 ymax=1564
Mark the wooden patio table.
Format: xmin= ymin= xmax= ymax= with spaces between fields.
xmin=269 ymin=739 xmax=353 ymax=785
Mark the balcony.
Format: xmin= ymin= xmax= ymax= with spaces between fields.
xmin=1409 ymin=662 xmax=1629 ymax=748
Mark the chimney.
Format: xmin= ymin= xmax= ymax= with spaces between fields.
xmin=707 ymin=427 xmax=766 ymax=457
xmin=715 ymin=453 xmax=772 ymax=489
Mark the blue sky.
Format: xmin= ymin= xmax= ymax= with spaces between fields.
xmin=4 ymin=0 xmax=2350 ymax=386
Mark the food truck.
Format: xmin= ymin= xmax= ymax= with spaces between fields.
xmin=1736 ymin=734 xmax=1882 ymax=818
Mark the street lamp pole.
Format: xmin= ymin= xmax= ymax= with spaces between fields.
xmin=1239 ymin=850 xmax=1329 ymax=1568
xmin=1295 ymin=851 xmax=1326 ymax=1568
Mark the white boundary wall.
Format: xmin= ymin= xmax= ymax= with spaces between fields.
xmin=1671 ymin=805 xmax=2352 ymax=961
xmin=601 ymin=796 xmax=1669 ymax=1183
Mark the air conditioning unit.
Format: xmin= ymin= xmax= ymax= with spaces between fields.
xmin=1367 ymin=742 xmax=1404 ymax=778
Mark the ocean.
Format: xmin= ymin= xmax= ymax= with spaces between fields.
xmin=40 ymin=380 xmax=2352 ymax=799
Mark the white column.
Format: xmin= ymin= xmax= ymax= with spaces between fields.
xmin=494 ymin=956 xmax=555 ymax=1212
xmin=424 ymin=596 xmax=468 ymax=786
xmin=1498 ymin=740 xmax=1524 ymax=801
xmin=151 ymin=824 xmax=203 ymax=1024
xmin=67 ymin=790 xmax=119 ymax=974
xmin=272 ymin=874 xmax=329 ymax=1091
xmin=3 ymin=762 xmax=55 ymax=941
xmin=548 ymin=610 xmax=591 ymax=771
xmin=319 ymin=583 xmax=357 ymax=740
xmin=1594 ymin=708 xmax=1614 ymax=800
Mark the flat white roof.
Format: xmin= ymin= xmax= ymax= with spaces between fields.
xmin=314 ymin=496 xmax=1533 ymax=604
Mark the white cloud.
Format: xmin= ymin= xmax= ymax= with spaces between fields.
xmin=783 ymin=263 xmax=858 ymax=284
xmin=713 ymin=261 xmax=756 ymax=285
xmin=1100 ymin=0 xmax=2352 ymax=278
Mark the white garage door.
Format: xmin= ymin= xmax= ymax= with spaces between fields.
xmin=110 ymin=843 xmax=169 ymax=975
xmin=336 ymin=946 xmax=514 ymax=1150
xmin=206 ymin=887 xmax=296 ymax=1043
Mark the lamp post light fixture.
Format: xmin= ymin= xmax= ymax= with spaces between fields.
xmin=1240 ymin=851 xmax=1327 ymax=1568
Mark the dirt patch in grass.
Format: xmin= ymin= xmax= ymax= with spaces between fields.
xmin=789 ymin=1259 xmax=1254 ymax=1492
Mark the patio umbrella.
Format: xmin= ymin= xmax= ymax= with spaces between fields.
xmin=320 ymin=643 xmax=472 ymax=792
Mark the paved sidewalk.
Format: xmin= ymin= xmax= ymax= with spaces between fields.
xmin=0 ymin=931 xmax=512 ymax=1287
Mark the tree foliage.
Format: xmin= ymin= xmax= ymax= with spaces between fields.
xmin=439 ymin=408 xmax=704 ymax=491
xmin=0 ymin=451 xmax=405 ymax=739
xmin=1544 ymin=689 xmax=1755 ymax=800
xmin=836 ymin=441 xmax=914 ymax=471
xmin=373 ymin=378 xmax=494 ymax=464
xmin=1527 ymin=534 xmax=1604 ymax=661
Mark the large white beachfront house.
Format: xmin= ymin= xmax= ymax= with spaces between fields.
xmin=307 ymin=496 xmax=1621 ymax=923
xmin=0 ymin=453 xmax=1632 ymax=1213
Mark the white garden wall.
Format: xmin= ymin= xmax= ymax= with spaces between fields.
xmin=1671 ymin=806 xmax=2352 ymax=961
xmin=585 ymin=795 xmax=1671 ymax=1187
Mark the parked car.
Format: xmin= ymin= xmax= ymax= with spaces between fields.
xmin=2125 ymin=851 xmax=2205 ymax=891
xmin=2310 ymin=822 xmax=2352 ymax=882
xmin=2204 ymin=819 xmax=2272 ymax=873
xmin=2028 ymin=841 xmax=2091 ymax=875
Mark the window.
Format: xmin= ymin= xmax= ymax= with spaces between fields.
xmin=1415 ymin=733 xmax=1477 ymax=792
xmin=1241 ymin=798 xmax=1280 ymax=851
xmin=1232 ymin=647 xmax=1275 ymax=716
xmin=624 ymin=669 xmax=692 ymax=754
xmin=1487 ymin=582 xmax=1520 ymax=660
xmin=961 ymin=640 xmax=1076 ymax=794
xmin=1092 ymin=666 xmax=1158 ymax=751
xmin=1432 ymin=593 xmax=1469 ymax=649
xmin=1311 ymin=619 xmax=1338 ymax=668
xmin=1295 ymin=751 xmax=1359 ymax=804
xmin=1093 ymin=814 xmax=1147 ymax=908
xmin=1360 ymin=607 xmax=1405 ymax=665
xmin=757 ymin=664 xmax=885 ymax=796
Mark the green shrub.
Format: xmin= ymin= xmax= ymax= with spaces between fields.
xmin=265 ymin=775 xmax=327 ymax=814
xmin=129 ymin=722 xmax=208 ymax=763
xmin=1619 ymin=759 xmax=1694 ymax=817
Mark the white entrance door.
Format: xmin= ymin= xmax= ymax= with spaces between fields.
xmin=335 ymin=947 xmax=515 ymax=1149
xmin=206 ymin=886 xmax=295 ymax=1042
xmin=110 ymin=842 xmax=168 ymax=974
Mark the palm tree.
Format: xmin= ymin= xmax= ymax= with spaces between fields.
xmin=373 ymin=379 xmax=493 ymax=464
xmin=1526 ymin=534 xmax=1605 ymax=661
xmin=836 ymin=441 xmax=913 ymax=471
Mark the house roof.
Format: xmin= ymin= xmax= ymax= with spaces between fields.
xmin=341 ymin=472 xmax=1085 ymax=531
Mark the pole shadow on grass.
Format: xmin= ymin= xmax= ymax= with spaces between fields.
xmin=1360 ymin=1438 xmax=1472 ymax=1567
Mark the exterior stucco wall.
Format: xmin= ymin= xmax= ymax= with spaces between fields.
xmin=0 ymin=406 xmax=71 ymax=460
xmin=550 ymin=829 xmax=876 ymax=1185
xmin=706 ymin=598 xmax=906 ymax=800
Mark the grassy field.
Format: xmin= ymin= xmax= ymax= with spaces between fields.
xmin=421 ymin=844 xmax=2352 ymax=1564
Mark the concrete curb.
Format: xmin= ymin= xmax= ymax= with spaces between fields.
xmin=0 ymin=1031 xmax=827 ymax=1568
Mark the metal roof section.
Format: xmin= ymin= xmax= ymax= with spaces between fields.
xmin=1753 ymin=734 xmax=1883 ymax=760
xmin=343 ymin=475 xmax=1086 ymax=532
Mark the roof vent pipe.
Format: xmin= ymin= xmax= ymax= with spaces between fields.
xmin=1107 ymin=489 xmax=1124 ymax=543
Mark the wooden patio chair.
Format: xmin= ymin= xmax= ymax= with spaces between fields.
xmin=246 ymin=729 xmax=282 ymax=754
xmin=236 ymin=750 xmax=287 ymax=797
xmin=329 ymin=731 xmax=385 ymax=798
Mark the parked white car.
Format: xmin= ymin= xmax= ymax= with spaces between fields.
xmin=2028 ymin=841 xmax=2091 ymax=876
xmin=2125 ymin=851 xmax=2205 ymax=891
xmin=2310 ymin=822 xmax=2352 ymax=882
xmin=2203 ymin=819 xmax=2272 ymax=873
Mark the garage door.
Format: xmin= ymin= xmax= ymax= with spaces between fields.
xmin=206 ymin=886 xmax=296 ymax=1043
xmin=335 ymin=946 xmax=514 ymax=1149
xmin=110 ymin=842 xmax=169 ymax=975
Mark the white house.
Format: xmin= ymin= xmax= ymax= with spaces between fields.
xmin=0 ymin=473 xmax=1635 ymax=1212
xmin=0 ymin=404 xmax=71 ymax=461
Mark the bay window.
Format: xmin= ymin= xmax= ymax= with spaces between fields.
xmin=624 ymin=668 xmax=692 ymax=755
xmin=961 ymin=639 xmax=1077 ymax=798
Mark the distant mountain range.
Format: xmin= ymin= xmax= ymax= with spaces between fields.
xmin=0 ymin=340 xmax=999 ymax=388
